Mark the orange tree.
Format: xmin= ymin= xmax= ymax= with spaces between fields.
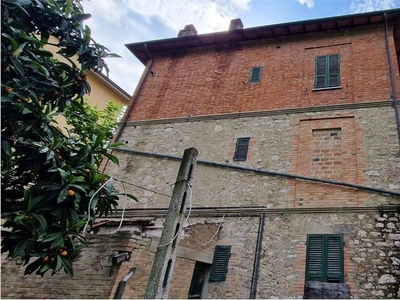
xmin=1 ymin=0 xmax=136 ymax=276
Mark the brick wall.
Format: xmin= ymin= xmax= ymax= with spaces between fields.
xmin=287 ymin=114 xmax=367 ymax=208
xmin=127 ymin=25 xmax=399 ymax=121
xmin=1 ymin=231 xmax=135 ymax=299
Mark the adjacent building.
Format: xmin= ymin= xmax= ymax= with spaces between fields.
xmin=2 ymin=8 xmax=400 ymax=299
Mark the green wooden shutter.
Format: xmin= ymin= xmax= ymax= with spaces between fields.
xmin=306 ymin=235 xmax=324 ymax=281
xmin=306 ymin=234 xmax=344 ymax=283
xmin=209 ymin=245 xmax=231 ymax=282
xmin=250 ymin=67 xmax=262 ymax=83
xmin=314 ymin=54 xmax=340 ymax=88
xmin=326 ymin=234 xmax=344 ymax=283
xmin=234 ymin=138 xmax=250 ymax=162
xmin=315 ymin=56 xmax=327 ymax=88
xmin=327 ymin=54 xmax=340 ymax=87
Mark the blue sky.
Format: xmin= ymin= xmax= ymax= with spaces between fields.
xmin=81 ymin=0 xmax=400 ymax=95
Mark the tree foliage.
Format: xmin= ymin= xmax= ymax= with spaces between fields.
xmin=64 ymin=99 xmax=123 ymax=144
xmin=1 ymin=0 xmax=136 ymax=277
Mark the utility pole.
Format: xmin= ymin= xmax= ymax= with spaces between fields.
xmin=145 ymin=147 xmax=198 ymax=299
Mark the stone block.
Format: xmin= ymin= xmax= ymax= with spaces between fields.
xmin=303 ymin=282 xmax=350 ymax=299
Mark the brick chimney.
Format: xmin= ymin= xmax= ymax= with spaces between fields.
xmin=178 ymin=24 xmax=198 ymax=37
xmin=229 ymin=18 xmax=244 ymax=30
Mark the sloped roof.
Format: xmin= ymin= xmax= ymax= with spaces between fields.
xmin=126 ymin=8 xmax=400 ymax=65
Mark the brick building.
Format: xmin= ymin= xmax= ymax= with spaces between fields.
xmin=2 ymin=8 xmax=400 ymax=299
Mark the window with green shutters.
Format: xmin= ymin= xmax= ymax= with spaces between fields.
xmin=209 ymin=245 xmax=231 ymax=282
xmin=233 ymin=137 xmax=250 ymax=162
xmin=306 ymin=234 xmax=344 ymax=283
xmin=314 ymin=54 xmax=341 ymax=89
xmin=249 ymin=67 xmax=262 ymax=83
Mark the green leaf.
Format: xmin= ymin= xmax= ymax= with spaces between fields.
xmin=54 ymin=255 xmax=63 ymax=274
xmin=61 ymin=256 xmax=73 ymax=277
xmin=28 ymin=195 xmax=45 ymax=211
xmin=1 ymin=139 xmax=12 ymax=157
xmin=2 ymin=33 xmax=18 ymax=51
xmin=22 ymin=107 xmax=32 ymax=114
xmin=31 ymin=213 xmax=47 ymax=232
xmin=108 ymin=142 xmax=125 ymax=148
xmin=38 ymin=263 xmax=50 ymax=275
xmin=12 ymin=42 xmax=27 ymax=57
xmin=114 ymin=193 xmax=138 ymax=202
xmin=50 ymin=237 xmax=63 ymax=249
xmin=92 ymin=173 xmax=107 ymax=184
xmin=57 ymin=187 xmax=68 ymax=203
xmin=42 ymin=233 xmax=63 ymax=243
xmin=13 ymin=239 xmax=30 ymax=257
xmin=24 ymin=258 xmax=43 ymax=275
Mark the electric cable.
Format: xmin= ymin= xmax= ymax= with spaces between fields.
xmin=99 ymin=182 xmax=129 ymax=270
xmin=82 ymin=177 xmax=113 ymax=234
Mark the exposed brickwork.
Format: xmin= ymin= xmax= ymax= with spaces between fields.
xmin=1 ymin=231 xmax=135 ymax=299
xmin=287 ymin=115 xmax=367 ymax=208
xmin=311 ymin=128 xmax=343 ymax=179
xmin=127 ymin=25 xmax=399 ymax=122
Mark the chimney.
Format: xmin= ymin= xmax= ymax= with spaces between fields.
xmin=229 ymin=18 xmax=244 ymax=30
xmin=178 ymin=24 xmax=198 ymax=37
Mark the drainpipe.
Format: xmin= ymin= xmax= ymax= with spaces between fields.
xmin=114 ymin=267 xmax=137 ymax=299
xmin=250 ymin=212 xmax=265 ymax=299
xmin=103 ymin=44 xmax=153 ymax=172
xmin=384 ymin=12 xmax=400 ymax=150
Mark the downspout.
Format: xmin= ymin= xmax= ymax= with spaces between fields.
xmin=250 ymin=212 xmax=265 ymax=299
xmin=384 ymin=12 xmax=400 ymax=150
xmin=103 ymin=44 xmax=153 ymax=172
xmin=114 ymin=267 xmax=137 ymax=299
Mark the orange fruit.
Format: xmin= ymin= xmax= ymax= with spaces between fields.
xmin=5 ymin=87 xmax=13 ymax=93
xmin=60 ymin=250 xmax=68 ymax=257
xmin=67 ymin=190 xmax=75 ymax=196
xmin=43 ymin=256 xmax=49 ymax=262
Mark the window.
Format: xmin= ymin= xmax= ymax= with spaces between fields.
xmin=306 ymin=234 xmax=344 ymax=283
xmin=209 ymin=245 xmax=231 ymax=282
xmin=233 ymin=137 xmax=250 ymax=162
xmin=314 ymin=54 xmax=341 ymax=89
xmin=249 ymin=67 xmax=262 ymax=83
xmin=188 ymin=262 xmax=210 ymax=299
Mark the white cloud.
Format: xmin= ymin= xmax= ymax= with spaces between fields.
xmin=298 ymin=0 xmax=314 ymax=8
xmin=124 ymin=0 xmax=251 ymax=33
xmin=349 ymin=0 xmax=400 ymax=13
xmin=81 ymin=0 xmax=253 ymax=93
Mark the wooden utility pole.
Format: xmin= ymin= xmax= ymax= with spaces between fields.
xmin=145 ymin=147 xmax=198 ymax=299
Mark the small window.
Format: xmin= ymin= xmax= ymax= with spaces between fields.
xmin=249 ymin=67 xmax=262 ymax=83
xmin=233 ymin=137 xmax=250 ymax=162
xmin=209 ymin=245 xmax=231 ymax=282
xmin=314 ymin=54 xmax=341 ymax=89
xmin=188 ymin=262 xmax=210 ymax=299
xmin=306 ymin=234 xmax=344 ymax=283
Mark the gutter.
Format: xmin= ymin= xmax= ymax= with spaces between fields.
xmin=114 ymin=205 xmax=400 ymax=218
xmin=110 ymin=147 xmax=400 ymax=198
xmin=384 ymin=12 xmax=400 ymax=151
xmin=250 ymin=212 xmax=265 ymax=299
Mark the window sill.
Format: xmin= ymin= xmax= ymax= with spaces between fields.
xmin=312 ymin=86 xmax=342 ymax=91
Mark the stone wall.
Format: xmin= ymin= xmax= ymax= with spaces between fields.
xmin=2 ymin=211 xmax=398 ymax=299
xmin=353 ymin=211 xmax=400 ymax=298
xmin=108 ymin=106 xmax=399 ymax=210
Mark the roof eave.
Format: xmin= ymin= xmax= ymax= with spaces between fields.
xmin=126 ymin=8 xmax=400 ymax=65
